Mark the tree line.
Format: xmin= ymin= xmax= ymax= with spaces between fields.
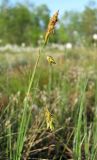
xmin=0 ymin=0 xmax=97 ymax=46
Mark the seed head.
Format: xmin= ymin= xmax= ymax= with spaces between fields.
xmin=44 ymin=10 xmax=59 ymax=44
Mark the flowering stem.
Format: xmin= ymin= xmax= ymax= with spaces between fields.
xmin=48 ymin=64 xmax=52 ymax=98
xmin=27 ymin=51 xmax=40 ymax=95
xmin=27 ymin=44 xmax=45 ymax=95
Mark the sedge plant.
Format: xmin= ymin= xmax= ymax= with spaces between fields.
xmin=13 ymin=10 xmax=59 ymax=160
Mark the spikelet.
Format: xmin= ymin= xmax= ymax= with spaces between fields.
xmin=44 ymin=107 xmax=54 ymax=131
xmin=47 ymin=55 xmax=56 ymax=64
xmin=44 ymin=10 xmax=59 ymax=45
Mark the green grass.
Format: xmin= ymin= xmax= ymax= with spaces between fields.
xmin=0 ymin=47 xmax=97 ymax=159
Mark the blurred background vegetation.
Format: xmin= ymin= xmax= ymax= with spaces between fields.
xmin=1 ymin=1 xmax=97 ymax=159
xmin=0 ymin=0 xmax=97 ymax=46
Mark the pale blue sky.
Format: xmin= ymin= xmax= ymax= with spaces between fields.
xmin=32 ymin=0 xmax=88 ymax=16
xmin=1 ymin=0 xmax=97 ymax=16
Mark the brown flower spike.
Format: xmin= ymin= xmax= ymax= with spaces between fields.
xmin=44 ymin=10 xmax=59 ymax=44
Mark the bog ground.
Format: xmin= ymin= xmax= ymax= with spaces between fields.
xmin=0 ymin=47 xmax=97 ymax=160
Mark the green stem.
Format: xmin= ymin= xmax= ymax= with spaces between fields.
xmin=27 ymin=51 xmax=40 ymax=95
xmin=27 ymin=44 xmax=45 ymax=95
xmin=49 ymin=64 xmax=52 ymax=93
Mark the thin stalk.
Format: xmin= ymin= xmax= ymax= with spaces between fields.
xmin=27 ymin=51 xmax=40 ymax=95
xmin=48 ymin=64 xmax=52 ymax=93
xmin=73 ymin=79 xmax=88 ymax=160
xmin=91 ymin=80 xmax=97 ymax=160
xmin=14 ymin=44 xmax=45 ymax=160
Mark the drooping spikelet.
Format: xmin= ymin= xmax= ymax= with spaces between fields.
xmin=44 ymin=107 xmax=54 ymax=131
xmin=47 ymin=55 xmax=56 ymax=64
xmin=44 ymin=10 xmax=59 ymax=44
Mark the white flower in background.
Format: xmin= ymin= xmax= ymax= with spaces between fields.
xmin=93 ymin=34 xmax=97 ymax=41
xmin=21 ymin=42 xmax=25 ymax=47
xmin=65 ymin=42 xmax=72 ymax=49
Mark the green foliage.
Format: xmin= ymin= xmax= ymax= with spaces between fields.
xmin=0 ymin=1 xmax=97 ymax=45
xmin=35 ymin=4 xmax=50 ymax=30
xmin=81 ymin=7 xmax=97 ymax=44
xmin=0 ymin=47 xmax=97 ymax=159
xmin=0 ymin=3 xmax=50 ymax=45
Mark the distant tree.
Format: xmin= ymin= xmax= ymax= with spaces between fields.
xmin=0 ymin=4 xmax=33 ymax=45
xmin=0 ymin=4 xmax=41 ymax=45
xmin=56 ymin=23 xmax=69 ymax=43
xmin=0 ymin=1 xmax=97 ymax=46
xmin=0 ymin=3 xmax=50 ymax=45
xmin=81 ymin=6 xmax=97 ymax=44
xmin=35 ymin=4 xmax=50 ymax=31
xmin=58 ymin=11 xmax=82 ymax=44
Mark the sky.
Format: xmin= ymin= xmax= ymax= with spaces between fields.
xmin=31 ymin=0 xmax=89 ymax=15
xmin=1 ymin=0 xmax=97 ymax=16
